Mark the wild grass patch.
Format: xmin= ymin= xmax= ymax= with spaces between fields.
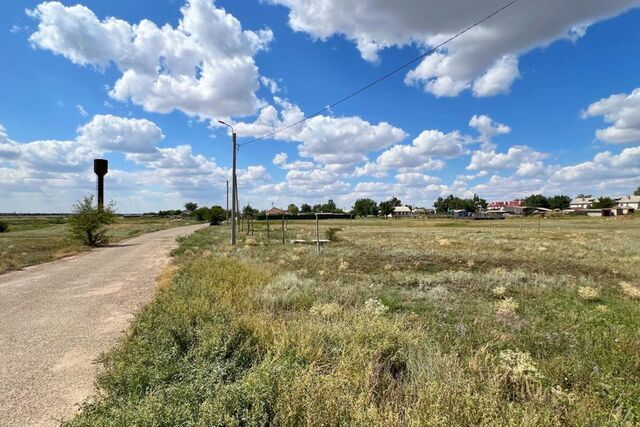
xmin=67 ymin=218 xmax=640 ymax=425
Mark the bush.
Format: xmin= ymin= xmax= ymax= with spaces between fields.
xmin=68 ymin=195 xmax=116 ymax=246
xmin=210 ymin=206 xmax=226 ymax=225
xmin=325 ymin=227 xmax=342 ymax=241
xmin=0 ymin=220 xmax=9 ymax=233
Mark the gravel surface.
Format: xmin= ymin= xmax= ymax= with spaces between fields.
xmin=0 ymin=224 xmax=207 ymax=426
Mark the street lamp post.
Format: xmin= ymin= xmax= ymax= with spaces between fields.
xmin=219 ymin=121 xmax=237 ymax=246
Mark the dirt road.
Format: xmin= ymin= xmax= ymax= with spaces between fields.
xmin=0 ymin=224 xmax=207 ymax=426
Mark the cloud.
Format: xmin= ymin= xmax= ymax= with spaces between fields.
xmin=29 ymin=0 xmax=273 ymax=119
xmin=582 ymin=87 xmax=640 ymax=143
xmin=77 ymin=115 xmax=164 ymax=153
xmin=76 ymin=104 xmax=88 ymax=117
xmin=550 ymin=146 xmax=640 ymax=182
xmin=272 ymin=152 xmax=314 ymax=170
xmin=469 ymin=114 xmax=511 ymax=143
xmin=233 ymin=98 xmax=407 ymax=168
xmin=269 ymin=0 xmax=638 ymax=97
xmin=0 ymin=116 xmax=268 ymax=211
xmin=467 ymin=145 xmax=548 ymax=172
xmin=375 ymin=129 xmax=468 ymax=170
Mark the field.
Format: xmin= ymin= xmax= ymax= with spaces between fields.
xmin=0 ymin=216 xmax=193 ymax=274
xmin=66 ymin=217 xmax=640 ymax=426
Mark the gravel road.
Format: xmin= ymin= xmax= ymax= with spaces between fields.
xmin=0 ymin=224 xmax=207 ymax=426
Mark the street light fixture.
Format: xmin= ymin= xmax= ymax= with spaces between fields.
xmin=219 ymin=120 xmax=237 ymax=246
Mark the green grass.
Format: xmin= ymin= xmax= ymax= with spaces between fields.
xmin=66 ymin=217 xmax=640 ymax=426
xmin=0 ymin=216 xmax=194 ymax=274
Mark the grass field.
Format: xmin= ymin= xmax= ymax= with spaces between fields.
xmin=66 ymin=217 xmax=640 ymax=426
xmin=0 ymin=216 xmax=193 ymax=274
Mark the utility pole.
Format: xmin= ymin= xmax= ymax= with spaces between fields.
xmin=219 ymin=121 xmax=237 ymax=245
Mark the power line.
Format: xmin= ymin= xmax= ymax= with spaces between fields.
xmin=239 ymin=0 xmax=517 ymax=147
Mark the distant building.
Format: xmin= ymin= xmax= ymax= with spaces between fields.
xmin=617 ymin=195 xmax=640 ymax=210
xmin=452 ymin=209 xmax=470 ymax=218
xmin=266 ymin=207 xmax=288 ymax=216
xmin=411 ymin=208 xmax=427 ymax=216
xmin=488 ymin=199 xmax=522 ymax=209
xmin=393 ymin=206 xmax=411 ymax=217
xmin=570 ymin=197 xmax=594 ymax=209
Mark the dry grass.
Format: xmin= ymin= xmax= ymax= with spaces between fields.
xmin=0 ymin=216 xmax=193 ymax=274
xmin=66 ymin=216 xmax=640 ymax=426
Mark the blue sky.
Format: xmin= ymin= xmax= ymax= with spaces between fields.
xmin=1 ymin=0 xmax=639 ymax=212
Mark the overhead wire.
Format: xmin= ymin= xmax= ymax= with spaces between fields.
xmin=238 ymin=0 xmax=518 ymax=147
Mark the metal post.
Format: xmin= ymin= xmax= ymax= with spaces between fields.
xmin=281 ymin=213 xmax=285 ymax=245
xmin=226 ymin=179 xmax=229 ymax=224
xmin=266 ymin=214 xmax=270 ymax=240
xmin=231 ymin=133 xmax=237 ymax=245
xmin=316 ymin=213 xmax=320 ymax=254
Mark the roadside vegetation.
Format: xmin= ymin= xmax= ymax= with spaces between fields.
xmin=0 ymin=214 xmax=192 ymax=274
xmin=67 ymin=217 xmax=639 ymax=425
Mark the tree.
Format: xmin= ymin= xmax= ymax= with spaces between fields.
xmin=434 ymin=194 xmax=486 ymax=214
xmin=209 ymin=206 xmax=226 ymax=225
xmin=634 ymin=187 xmax=640 ymax=196
xmin=321 ymin=199 xmax=337 ymax=213
xmin=68 ymin=195 xmax=116 ymax=246
xmin=184 ymin=202 xmax=198 ymax=212
xmin=287 ymin=203 xmax=300 ymax=215
xmin=353 ymin=198 xmax=378 ymax=217
xmin=523 ymin=194 xmax=549 ymax=209
xmin=300 ymin=203 xmax=312 ymax=213
xmin=590 ymin=197 xmax=616 ymax=209
xmin=576 ymin=194 xmax=591 ymax=199
xmin=548 ymin=195 xmax=571 ymax=210
xmin=380 ymin=197 xmax=402 ymax=216
xmin=312 ymin=204 xmax=322 ymax=213
xmin=242 ymin=204 xmax=258 ymax=217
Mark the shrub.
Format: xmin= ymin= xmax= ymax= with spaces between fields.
xmin=259 ymin=272 xmax=315 ymax=310
xmin=578 ymin=286 xmax=599 ymax=301
xmin=325 ymin=227 xmax=342 ymax=241
xmin=497 ymin=349 xmax=544 ymax=401
xmin=67 ymin=195 xmax=116 ymax=246
xmin=0 ymin=220 xmax=9 ymax=233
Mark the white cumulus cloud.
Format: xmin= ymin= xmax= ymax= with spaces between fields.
xmin=582 ymin=87 xmax=640 ymax=143
xmin=29 ymin=0 xmax=273 ymax=119
xmin=269 ymin=0 xmax=638 ymax=97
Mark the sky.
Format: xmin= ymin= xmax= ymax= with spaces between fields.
xmin=1 ymin=0 xmax=639 ymax=213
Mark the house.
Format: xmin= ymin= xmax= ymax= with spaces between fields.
xmin=570 ymin=197 xmax=594 ymax=209
xmin=451 ymin=209 xmax=470 ymax=218
xmin=266 ymin=207 xmax=288 ymax=216
xmin=613 ymin=206 xmax=636 ymax=216
xmin=393 ymin=206 xmax=411 ymax=217
xmin=488 ymin=199 xmax=522 ymax=209
xmin=411 ymin=208 xmax=427 ymax=216
xmin=617 ymin=195 xmax=640 ymax=210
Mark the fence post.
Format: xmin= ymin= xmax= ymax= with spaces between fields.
xmin=316 ymin=213 xmax=320 ymax=254
xmin=266 ymin=214 xmax=270 ymax=241
xmin=281 ymin=213 xmax=285 ymax=245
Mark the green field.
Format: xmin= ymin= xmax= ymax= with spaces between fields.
xmin=67 ymin=217 xmax=640 ymax=426
xmin=0 ymin=216 xmax=193 ymax=274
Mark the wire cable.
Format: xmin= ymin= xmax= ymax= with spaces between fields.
xmin=239 ymin=0 xmax=517 ymax=147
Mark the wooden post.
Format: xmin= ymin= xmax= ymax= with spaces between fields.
xmin=316 ymin=213 xmax=320 ymax=254
xmin=281 ymin=213 xmax=285 ymax=245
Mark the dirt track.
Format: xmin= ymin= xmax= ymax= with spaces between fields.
xmin=0 ymin=224 xmax=206 ymax=426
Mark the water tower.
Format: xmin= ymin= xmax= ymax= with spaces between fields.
xmin=93 ymin=159 xmax=108 ymax=208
